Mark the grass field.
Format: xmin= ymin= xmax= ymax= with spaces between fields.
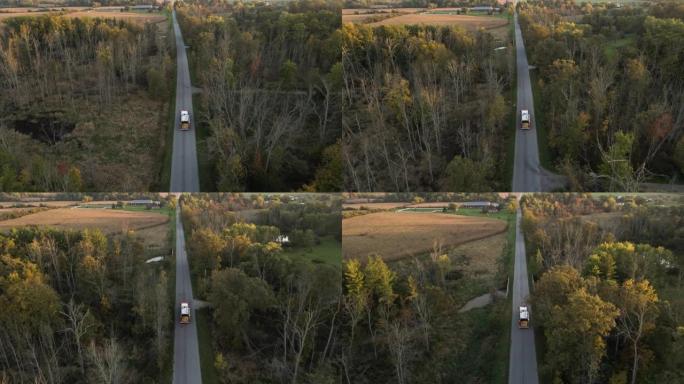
xmin=282 ymin=236 xmax=342 ymax=265
xmin=343 ymin=211 xmax=507 ymax=261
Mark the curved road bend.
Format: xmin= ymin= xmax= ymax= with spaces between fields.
xmin=173 ymin=204 xmax=202 ymax=384
xmin=170 ymin=9 xmax=200 ymax=192
xmin=512 ymin=13 xmax=542 ymax=193
xmin=508 ymin=201 xmax=539 ymax=384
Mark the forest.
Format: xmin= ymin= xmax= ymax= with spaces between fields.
xmin=175 ymin=0 xmax=342 ymax=192
xmin=521 ymin=193 xmax=684 ymax=383
xmin=0 ymin=215 xmax=175 ymax=382
xmin=518 ymin=1 xmax=684 ymax=191
xmin=342 ymin=14 xmax=515 ymax=192
xmin=0 ymin=13 xmax=175 ymax=192
xmin=180 ymin=193 xmax=342 ymax=383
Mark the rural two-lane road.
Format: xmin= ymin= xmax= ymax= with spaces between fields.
xmin=508 ymin=201 xmax=539 ymax=384
xmin=172 ymin=204 xmax=202 ymax=384
xmin=512 ymin=13 xmax=542 ymax=193
xmin=170 ymin=9 xmax=200 ymax=192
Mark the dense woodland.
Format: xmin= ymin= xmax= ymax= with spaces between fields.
xmin=176 ymin=0 xmax=342 ymax=192
xmin=0 ymin=220 xmax=174 ymax=382
xmin=0 ymin=14 xmax=174 ymax=192
xmin=521 ymin=193 xmax=684 ymax=383
xmin=518 ymin=1 xmax=684 ymax=190
xmin=180 ymin=193 xmax=342 ymax=383
xmin=342 ymin=16 xmax=515 ymax=192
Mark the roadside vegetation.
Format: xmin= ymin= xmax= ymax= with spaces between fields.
xmin=521 ymin=193 xmax=684 ymax=383
xmin=340 ymin=193 xmax=518 ymax=383
xmin=175 ymin=0 xmax=342 ymax=192
xmin=180 ymin=193 xmax=342 ymax=382
xmin=342 ymin=4 xmax=515 ymax=192
xmin=0 ymin=12 xmax=174 ymax=192
xmin=518 ymin=1 xmax=684 ymax=190
xmin=0 ymin=194 xmax=177 ymax=383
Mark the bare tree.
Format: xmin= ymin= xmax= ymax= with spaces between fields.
xmin=61 ymin=300 xmax=94 ymax=375
xmin=88 ymin=338 xmax=127 ymax=384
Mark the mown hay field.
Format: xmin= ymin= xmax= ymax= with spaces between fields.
xmin=343 ymin=211 xmax=507 ymax=261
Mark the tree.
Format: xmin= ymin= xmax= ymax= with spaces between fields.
xmin=344 ymin=259 xmax=367 ymax=351
xmin=546 ymin=287 xmax=618 ymax=383
xmin=440 ymin=156 xmax=489 ymax=192
xmin=616 ymin=279 xmax=659 ymax=384
xmin=312 ymin=142 xmax=343 ymax=191
xmin=61 ymin=299 xmax=96 ymax=375
xmin=209 ymin=268 xmax=275 ymax=348
xmin=533 ymin=265 xmax=583 ymax=324
xmin=89 ymin=338 xmax=127 ymax=384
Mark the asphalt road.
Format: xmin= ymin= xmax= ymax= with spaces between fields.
xmin=170 ymin=9 xmax=200 ymax=192
xmin=512 ymin=13 xmax=543 ymax=193
xmin=172 ymin=205 xmax=202 ymax=384
xmin=508 ymin=204 xmax=539 ymax=384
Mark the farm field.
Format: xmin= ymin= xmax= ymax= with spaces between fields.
xmin=0 ymin=7 xmax=165 ymax=23
xmin=0 ymin=207 xmax=169 ymax=233
xmin=65 ymin=10 xmax=166 ymax=24
xmin=368 ymin=12 xmax=508 ymax=32
xmin=343 ymin=211 xmax=507 ymax=261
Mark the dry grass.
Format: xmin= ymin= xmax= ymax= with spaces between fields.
xmin=580 ymin=212 xmax=623 ymax=233
xmin=449 ymin=232 xmax=506 ymax=278
xmin=0 ymin=207 xmax=169 ymax=233
xmin=343 ymin=212 xmax=507 ymax=262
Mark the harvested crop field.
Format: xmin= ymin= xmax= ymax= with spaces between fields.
xmin=343 ymin=211 xmax=507 ymax=261
xmin=0 ymin=207 xmax=169 ymax=233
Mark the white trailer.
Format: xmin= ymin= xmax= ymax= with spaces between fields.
xmin=519 ymin=306 xmax=529 ymax=328
xmin=521 ymin=110 xmax=530 ymax=130
xmin=180 ymin=302 xmax=190 ymax=324
xmin=180 ymin=110 xmax=190 ymax=130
